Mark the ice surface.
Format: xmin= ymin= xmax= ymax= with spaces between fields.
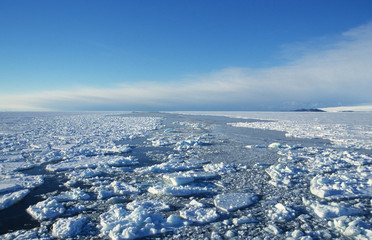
xmin=232 ymin=216 xmax=258 ymax=225
xmin=27 ymin=198 xmax=66 ymax=221
xmin=54 ymin=188 xmax=90 ymax=201
xmin=46 ymin=155 xmax=138 ymax=172
xmin=303 ymin=198 xmax=364 ymax=218
xmin=214 ymin=193 xmax=258 ymax=212
xmin=2 ymin=112 xmax=372 ymax=239
xmin=100 ymin=204 xmax=180 ymax=239
xmin=126 ymin=200 xmax=170 ymax=212
xmin=265 ymin=164 xmax=305 ymax=187
xmin=135 ymin=161 xmax=200 ymax=173
xmin=0 ymin=189 xmax=30 ymax=210
xmin=310 ymin=166 xmax=372 ymax=200
xmin=203 ymin=162 xmax=236 ymax=174
xmin=51 ymin=215 xmax=90 ymax=238
xmin=329 ymin=216 xmax=372 ymax=239
xmin=179 ymin=206 xmax=219 ymax=224
xmin=148 ymin=185 xmax=212 ymax=197
xmin=267 ymin=203 xmax=297 ymax=222
xmin=110 ymin=181 xmax=141 ymax=195
xmin=163 ymin=170 xmax=219 ymax=186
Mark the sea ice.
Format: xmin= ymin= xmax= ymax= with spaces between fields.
xmin=0 ymin=189 xmax=30 ymax=210
xmin=203 ymin=162 xmax=236 ymax=174
xmin=265 ymin=164 xmax=305 ymax=187
xmin=303 ymin=198 xmax=364 ymax=218
xmin=329 ymin=216 xmax=372 ymax=239
xmin=214 ymin=193 xmax=258 ymax=212
xmin=126 ymin=200 xmax=170 ymax=212
xmin=46 ymin=155 xmax=138 ymax=172
xmin=100 ymin=205 xmax=176 ymax=240
xmin=110 ymin=181 xmax=141 ymax=195
xmin=135 ymin=161 xmax=200 ymax=173
xmin=0 ymin=175 xmax=44 ymax=191
xmin=148 ymin=185 xmax=212 ymax=197
xmin=51 ymin=215 xmax=90 ymax=238
xmin=267 ymin=203 xmax=297 ymax=222
xmin=54 ymin=188 xmax=90 ymax=201
xmin=232 ymin=216 xmax=258 ymax=225
xmin=310 ymin=166 xmax=372 ymax=200
xmin=0 ymin=161 xmax=35 ymax=172
xmin=163 ymin=170 xmax=219 ymax=186
xmin=27 ymin=198 xmax=66 ymax=221
xmin=180 ymin=206 xmax=219 ymax=224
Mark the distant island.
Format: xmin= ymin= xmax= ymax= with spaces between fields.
xmin=293 ymin=108 xmax=326 ymax=112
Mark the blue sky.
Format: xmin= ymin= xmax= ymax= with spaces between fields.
xmin=1 ymin=0 xmax=372 ymax=111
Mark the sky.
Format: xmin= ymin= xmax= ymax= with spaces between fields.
xmin=1 ymin=0 xmax=372 ymax=111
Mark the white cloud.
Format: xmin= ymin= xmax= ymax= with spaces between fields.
xmin=1 ymin=22 xmax=372 ymax=111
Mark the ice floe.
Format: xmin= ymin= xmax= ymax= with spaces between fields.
xmin=203 ymin=162 xmax=236 ymax=174
xmin=179 ymin=206 xmax=219 ymax=224
xmin=135 ymin=160 xmax=200 ymax=173
xmin=303 ymin=198 xmax=364 ymax=218
xmin=310 ymin=166 xmax=372 ymax=200
xmin=214 ymin=193 xmax=258 ymax=212
xmin=0 ymin=189 xmax=30 ymax=210
xmin=100 ymin=204 xmax=183 ymax=239
xmin=51 ymin=215 xmax=90 ymax=238
xmin=27 ymin=198 xmax=66 ymax=221
xmin=148 ymin=185 xmax=212 ymax=197
xmin=163 ymin=170 xmax=219 ymax=186
xmin=126 ymin=200 xmax=170 ymax=212
xmin=267 ymin=203 xmax=297 ymax=222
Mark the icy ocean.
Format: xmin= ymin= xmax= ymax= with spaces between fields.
xmin=0 ymin=111 xmax=371 ymax=239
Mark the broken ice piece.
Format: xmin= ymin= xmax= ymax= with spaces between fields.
xmin=214 ymin=193 xmax=258 ymax=212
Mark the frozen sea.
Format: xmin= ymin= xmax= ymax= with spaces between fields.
xmin=0 ymin=111 xmax=371 ymax=239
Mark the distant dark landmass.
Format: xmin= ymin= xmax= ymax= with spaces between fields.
xmin=293 ymin=108 xmax=326 ymax=112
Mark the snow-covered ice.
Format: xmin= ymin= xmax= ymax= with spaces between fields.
xmin=214 ymin=193 xmax=258 ymax=212
xmin=0 ymin=189 xmax=30 ymax=210
xmin=27 ymin=198 xmax=66 ymax=221
xmin=51 ymin=215 xmax=90 ymax=238
xmin=1 ymin=111 xmax=372 ymax=239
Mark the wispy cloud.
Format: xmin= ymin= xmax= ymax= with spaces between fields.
xmin=2 ymin=22 xmax=372 ymax=111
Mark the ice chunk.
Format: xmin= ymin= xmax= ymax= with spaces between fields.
xmin=180 ymin=207 xmax=219 ymax=224
xmin=0 ymin=175 xmax=44 ymax=191
xmin=203 ymin=162 xmax=236 ymax=174
xmin=51 ymin=215 xmax=90 ymax=238
xmin=267 ymin=203 xmax=296 ymax=222
xmin=329 ymin=216 xmax=372 ymax=239
xmin=111 ymin=181 xmax=141 ymax=195
xmin=232 ymin=216 xmax=258 ymax=225
xmin=163 ymin=171 xmax=219 ymax=186
xmin=268 ymin=142 xmax=282 ymax=149
xmin=152 ymin=138 xmax=172 ymax=147
xmin=0 ymin=189 xmax=30 ymax=210
xmin=148 ymin=185 xmax=212 ymax=197
xmin=27 ymin=198 xmax=66 ymax=221
xmin=266 ymin=164 xmax=305 ymax=187
xmin=303 ymin=198 xmax=364 ymax=218
xmin=100 ymin=205 xmax=172 ymax=239
xmin=46 ymin=155 xmax=137 ymax=172
xmin=310 ymin=166 xmax=372 ymax=200
xmin=65 ymin=168 xmax=102 ymax=180
xmin=54 ymin=188 xmax=90 ymax=201
xmin=214 ymin=193 xmax=258 ymax=212
xmin=135 ymin=161 xmax=200 ymax=173
xmin=126 ymin=200 xmax=170 ymax=212
xmin=105 ymin=156 xmax=138 ymax=167
xmin=0 ymin=161 xmax=35 ymax=172
xmin=265 ymin=224 xmax=282 ymax=235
